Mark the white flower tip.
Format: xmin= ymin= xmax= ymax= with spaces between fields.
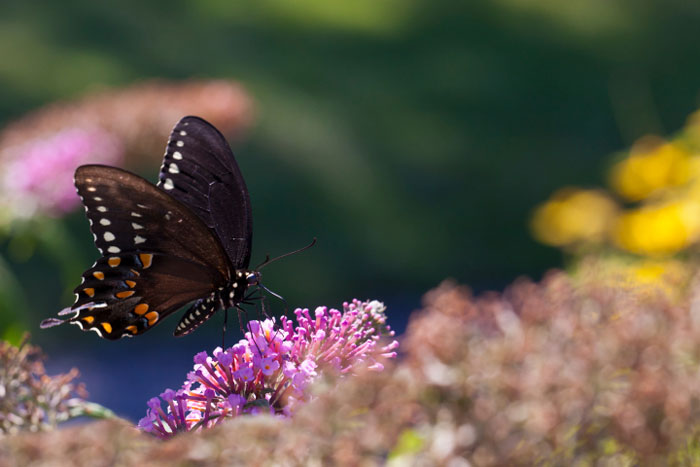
xmin=383 ymin=340 xmax=400 ymax=351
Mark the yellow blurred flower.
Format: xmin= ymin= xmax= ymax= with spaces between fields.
xmin=530 ymin=188 xmax=618 ymax=247
xmin=609 ymin=141 xmax=691 ymax=202
xmin=612 ymin=200 xmax=700 ymax=256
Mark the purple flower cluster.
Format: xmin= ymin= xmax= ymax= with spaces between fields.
xmin=1 ymin=127 xmax=123 ymax=220
xmin=138 ymin=300 xmax=398 ymax=439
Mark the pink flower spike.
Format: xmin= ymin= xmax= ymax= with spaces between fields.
xmin=282 ymin=361 xmax=297 ymax=378
xmin=139 ymin=300 xmax=397 ymax=439
xmin=1 ymin=127 xmax=124 ymax=220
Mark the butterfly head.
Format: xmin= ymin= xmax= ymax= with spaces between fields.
xmin=246 ymin=271 xmax=261 ymax=286
xmin=234 ymin=269 xmax=260 ymax=286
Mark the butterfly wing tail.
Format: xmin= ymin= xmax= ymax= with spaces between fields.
xmin=40 ymin=317 xmax=66 ymax=328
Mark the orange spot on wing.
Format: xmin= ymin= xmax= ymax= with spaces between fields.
xmin=101 ymin=322 xmax=113 ymax=333
xmin=116 ymin=290 xmax=135 ymax=299
xmin=93 ymin=271 xmax=105 ymax=280
xmin=82 ymin=316 xmax=95 ymax=324
xmin=108 ymin=257 xmax=121 ymax=267
xmin=125 ymin=280 xmax=136 ymax=288
xmin=139 ymin=253 xmax=153 ymax=269
xmin=130 ymin=269 xmax=140 ymax=276
xmin=83 ymin=288 xmax=95 ymax=298
xmin=134 ymin=303 xmax=149 ymax=315
xmin=125 ymin=325 xmax=138 ymax=334
xmin=145 ymin=311 xmax=159 ymax=326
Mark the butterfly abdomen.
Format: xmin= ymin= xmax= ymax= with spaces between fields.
xmin=174 ymin=270 xmax=253 ymax=336
xmin=174 ymin=293 xmax=220 ymax=337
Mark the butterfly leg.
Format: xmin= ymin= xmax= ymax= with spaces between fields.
xmin=234 ymin=305 xmax=246 ymax=334
xmin=222 ymin=308 xmax=229 ymax=349
xmin=254 ymin=285 xmax=290 ymax=347
xmin=260 ymin=293 xmax=271 ymax=320
xmin=243 ymin=289 xmax=264 ymax=302
xmin=258 ymin=283 xmax=289 ymax=316
xmin=236 ymin=304 xmax=264 ymax=356
xmin=252 ymin=293 xmax=269 ymax=321
xmin=242 ymin=289 xmax=269 ymax=322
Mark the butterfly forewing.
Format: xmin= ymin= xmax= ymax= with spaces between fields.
xmin=157 ymin=116 xmax=253 ymax=269
xmin=209 ymin=180 xmax=252 ymax=268
xmin=76 ymin=164 xmax=231 ymax=276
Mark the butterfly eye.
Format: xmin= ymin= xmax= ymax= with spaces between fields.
xmin=247 ymin=272 xmax=260 ymax=286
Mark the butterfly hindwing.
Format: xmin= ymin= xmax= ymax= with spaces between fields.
xmin=69 ymin=253 xmax=226 ymax=339
xmin=157 ymin=116 xmax=253 ymax=269
xmin=75 ymin=164 xmax=231 ymax=277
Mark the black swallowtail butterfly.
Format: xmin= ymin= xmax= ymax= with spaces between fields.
xmin=42 ymin=116 xmax=304 ymax=340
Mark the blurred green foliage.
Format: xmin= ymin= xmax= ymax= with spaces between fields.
xmin=3 ymin=0 xmax=700 ymax=339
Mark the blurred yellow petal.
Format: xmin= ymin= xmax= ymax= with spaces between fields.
xmin=531 ymin=188 xmax=618 ymax=247
xmin=680 ymin=199 xmax=700 ymax=242
xmin=613 ymin=201 xmax=693 ymax=256
xmin=609 ymin=141 xmax=691 ymax=202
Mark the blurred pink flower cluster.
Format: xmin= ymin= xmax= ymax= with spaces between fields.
xmin=139 ymin=300 xmax=397 ymax=439
xmin=2 ymin=128 xmax=122 ymax=219
xmin=0 ymin=80 xmax=253 ymax=223
xmin=397 ymin=273 xmax=700 ymax=463
xmin=0 ymin=337 xmax=88 ymax=435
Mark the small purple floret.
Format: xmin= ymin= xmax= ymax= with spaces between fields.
xmin=160 ymin=389 xmax=176 ymax=403
xmin=193 ymin=351 xmax=208 ymax=365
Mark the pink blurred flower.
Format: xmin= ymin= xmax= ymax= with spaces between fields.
xmin=2 ymin=127 xmax=123 ymax=218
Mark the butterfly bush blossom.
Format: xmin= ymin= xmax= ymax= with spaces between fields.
xmin=0 ymin=80 xmax=252 ymax=169
xmin=1 ymin=127 xmax=123 ymax=219
xmin=139 ymin=299 xmax=398 ymax=439
xmin=0 ymin=337 xmax=89 ymax=435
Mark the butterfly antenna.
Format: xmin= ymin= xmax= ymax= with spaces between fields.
xmin=256 ymin=238 xmax=317 ymax=270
